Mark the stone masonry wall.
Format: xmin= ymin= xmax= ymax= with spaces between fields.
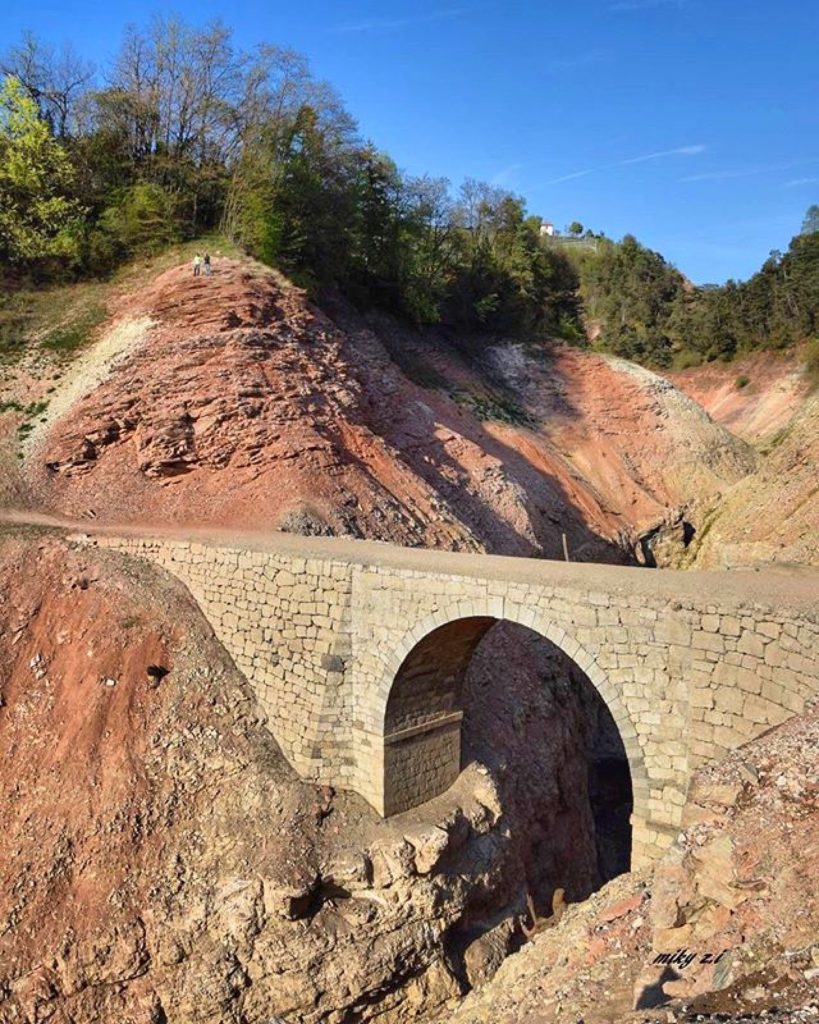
xmin=88 ymin=533 xmax=819 ymax=869
xmin=385 ymin=618 xmax=495 ymax=733
xmin=93 ymin=536 xmax=357 ymax=784
xmin=383 ymin=716 xmax=463 ymax=816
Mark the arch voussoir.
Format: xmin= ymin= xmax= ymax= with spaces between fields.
xmin=363 ymin=595 xmax=649 ymax=835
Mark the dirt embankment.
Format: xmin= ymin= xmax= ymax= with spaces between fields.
xmin=682 ymin=392 xmax=819 ymax=569
xmin=441 ymin=698 xmax=819 ymax=1024
xmin=668 ymin=349 xmax=810 ymax=445
xmin=2 ymin=257 xmax=755 ymax=565
xmin=661 ymin=348 xmax=818 ymax=569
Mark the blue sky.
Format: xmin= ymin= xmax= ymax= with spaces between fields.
xmin=3 ymin=0 xmax=817 ymax=283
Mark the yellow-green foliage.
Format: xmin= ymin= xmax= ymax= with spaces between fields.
xmin=0 ymin=77 xmax=84 ymax=265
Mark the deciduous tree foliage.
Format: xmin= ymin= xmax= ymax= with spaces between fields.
xmin=0 ymin=76 xmax=84 ymax=267
xmin=1 ymin=18 xmax=816 ymax=363
xmin=801 ymin=205 xmax=819 ymax=236
xmin=567 ymin=228 xmax=819 ymax=367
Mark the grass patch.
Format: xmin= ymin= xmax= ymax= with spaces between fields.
xmin=1 ymin=397 xmax=51 ymax=461
xmin=451 ymin=388 xmax=535 ymax=426
xmin=0 ymin=398 xmax=49 ymax=416
xmin=759 ymin=426 xmax=791 ymax=456
xmin=671 ymin=349 xmax=704 ymax=371
xmin=735 ymin=374 xmax=750 ymax=389
xmin=41 ymin=304 xmax=108 ymax=355
xmin=0 ymin=297 xmax=34 ymax=364
xmin=0 ymin=282 xmax=106 ymax=366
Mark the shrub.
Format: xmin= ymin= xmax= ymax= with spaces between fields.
xmin=98 ymin=184 xmax=186 ymax=256
xmin=805 ymin=338 xmax=819 ymax=393
xmin=673 ymin=350 xmax=703 ymax=371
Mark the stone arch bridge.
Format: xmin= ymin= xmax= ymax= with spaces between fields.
xmin=85 ymin=526 xmax=818 ymax=868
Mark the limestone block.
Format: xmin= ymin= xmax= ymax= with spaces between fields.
xmin=692 ymin=631 xmax=725 ymax=654
xmin=738 ymin=631 xmax=765 ymax=659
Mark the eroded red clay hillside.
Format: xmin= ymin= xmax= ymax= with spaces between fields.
xmin=663 ymin=351 xmax=818 ymax=568
xmin=669 ymin=349 xmax=810 ymax=444
xmin=16 ymin=258 xmax=755 ymax=564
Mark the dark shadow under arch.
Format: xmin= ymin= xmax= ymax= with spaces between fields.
xmin=384 ymin=616 xmax=634 ymax=887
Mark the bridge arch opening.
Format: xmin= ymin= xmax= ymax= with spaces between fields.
xmin=382 ymin=615 xmax=635 ymax=884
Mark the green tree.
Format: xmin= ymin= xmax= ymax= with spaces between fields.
xmin=398 ymin=175 xmax=454 ymax=323
xmin=571 ymin=234 xmax=684 ymax=366
xmin=801 ymin=204 xmax=819 ymax=235
xmin=269 ymin=103 xmax=358 ymax=291
xmin=0 ymin=75 xmax=84 ymax=267
xmin=345 ymin=146 xmax=403 ymax=305
xmin=97 ymin=182 xmax=185 ymax=255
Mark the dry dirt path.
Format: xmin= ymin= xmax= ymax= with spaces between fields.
xmin=2 ymin=508 xmax=818 ymax=612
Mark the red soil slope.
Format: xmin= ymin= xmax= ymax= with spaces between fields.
xmin=666 ymin=351 xmax=818 ymax=568
xmin=669 ymin=349 xmax=809 ymax=444
xmin=17 ymin=259 xmax=755 ymax=564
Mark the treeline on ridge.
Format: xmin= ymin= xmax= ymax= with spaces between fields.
xmin=571 ymin=224 xmax=819 ymax=367
xmin=0 ymin=20 xmax=579 ymax=339
xmin=1 ymin=19 xmax=817 ymax=367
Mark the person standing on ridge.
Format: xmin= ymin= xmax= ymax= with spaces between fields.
xmin=204 ymin=252 xmax=212 ymax=276
xmin=193 ymin=253 xmax=202 ymax=277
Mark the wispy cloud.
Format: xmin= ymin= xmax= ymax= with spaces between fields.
xmin=783 ymin=177 xmax=819 ymax=188
xmin=682 ymin=168 xmax=767 ymax=183
xmin=610 ymin=0 xmax=686 ymax=11
xmin=681 ymin=159 xmax=819 ymax=183
xmin=490 ymin=163 xmax=523 ymax=186
xmin=543 ymin=169 xmax=593 ymax=186
xmin=542 ymin=144 xmax=704 ymax=187
xmin=618 ymin=144 xmax=706 ymax=165
xmin=336 ymin=6 xmax=471 ymax=33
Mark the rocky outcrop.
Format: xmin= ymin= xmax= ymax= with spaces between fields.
xmin=13 ymin=257 xmax=757 ymax=566
xmin=0 ymin=534 xmax=634 ymax=1024
xmin=442 ymin=698 xmax=819 ymax=1024
xmin=635 ymin=696 xmax=819 ymax=1013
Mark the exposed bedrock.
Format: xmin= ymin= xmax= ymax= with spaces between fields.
xmin=0 ymin=537 xmax=632 ymax=1024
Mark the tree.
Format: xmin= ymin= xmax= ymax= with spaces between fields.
xmin=98 ymin=182 xmax=184 ymax=255
xmin=0 ymin=32 xmax=94 ymax=138
xmin=801 ymin=205 xmax=819 ymax=236
xmin=0 ymin=75 xmax=84 ymax=266
xmin=2 ymin=13 xmax=810 ymax=359
xmin=346 ymin=146 xmax=403 ymax=303
xmin=399 ymin=175 xmax=454 ymax=323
